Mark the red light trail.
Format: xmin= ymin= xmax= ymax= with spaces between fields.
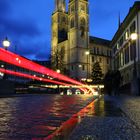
xmin=0 ymin=48 xmax=93 ymax=93
xmin=0 ymin=68 xmax=72 ymax=86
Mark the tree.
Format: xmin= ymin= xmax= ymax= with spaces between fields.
xmin=51 ymin=47 xmax=65 ymax=74
xmin=103 ymin=70 xmax=113 ymax=95
xmin=103 ymin=70 xmax=122 ymax=96
xmin=91 ymin=62 xmax=103 ymax=84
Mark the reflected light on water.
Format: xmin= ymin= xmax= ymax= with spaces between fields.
xmin=0 ymin=94 xmax=95 ymax=139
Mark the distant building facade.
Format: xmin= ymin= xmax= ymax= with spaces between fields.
xmin=111 ymin=1 xmax=140 ymax=85
xmin=51 ymin=0 xmax=111 ymax=80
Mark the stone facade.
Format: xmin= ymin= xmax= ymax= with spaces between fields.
xmin=111 ymin=1 xmax=140 ymax=85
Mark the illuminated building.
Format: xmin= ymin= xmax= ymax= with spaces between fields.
xmin=51 ymin=0 xmax=111 ymax=80
xmin=111 ymin=1 xmax=140 ymax=86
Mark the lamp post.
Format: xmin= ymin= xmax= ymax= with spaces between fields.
xmin=130 ymin=33 xmax=139 ymax=95
xmin=85 ymin=51 xmax=90 ymax=81
xmin=130 ymin=33 xmax=138 ymax=77
xmin=3 ymin=37 xmax=10 ymax=50
xmin=2 ymin=37 xmax=10 ymax=80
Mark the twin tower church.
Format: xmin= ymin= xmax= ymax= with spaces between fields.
xmin=51 ymin=0 xmax=111 ymax=80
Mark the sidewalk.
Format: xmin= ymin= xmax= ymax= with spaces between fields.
xmin=108 ymin=95 xmax=140 ymax=129
xmin=70 ymin=95 xmax=140 ymax=140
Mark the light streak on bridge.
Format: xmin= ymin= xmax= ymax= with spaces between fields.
xmin=0 ymin=68 xmax=72 ymax=86
xmin=0 ymin=48 xmax=95 ymax=93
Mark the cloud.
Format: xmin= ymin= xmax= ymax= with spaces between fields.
xmin=0 ymin=17 xmax=41 ymax=38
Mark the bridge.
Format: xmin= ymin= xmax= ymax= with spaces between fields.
xmin=0 ymin=48 xmax=101 ymax=95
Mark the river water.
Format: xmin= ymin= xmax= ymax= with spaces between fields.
xmin=0 ymin=94 xmax=95 ymax=140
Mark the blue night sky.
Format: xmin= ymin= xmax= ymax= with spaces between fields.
xmin=0 ymin=0 xmax=137 ymax=60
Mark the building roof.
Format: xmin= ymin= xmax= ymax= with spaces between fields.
xmin=111 ymin=1 xmax=140 ymax=46
xmin=89 ymin=36 xmax=111 ymax=46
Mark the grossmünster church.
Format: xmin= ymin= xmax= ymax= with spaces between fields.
xmin=51 ymin=0 xmax=111 ymax=80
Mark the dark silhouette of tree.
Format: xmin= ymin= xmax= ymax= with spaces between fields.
xmin=112 ymin=70 xmax=122 ymax=96
xmin=91 ymin=62 xmax=103 ymax=84
xmin=104 ymin=70 xmax=122 ymax=96
xmin=103 ymin=70 xmax=113 ymax=96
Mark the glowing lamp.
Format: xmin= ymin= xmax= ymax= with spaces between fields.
xmin=3 ymin=37 xmax=10 ymax=49
xmin=56 ymin=69 xmax=60 ymax=73
xmin=131 ymin=33 xmax=138 ymax=41
xmin=85 ymin=51 xmax=90 ymax=55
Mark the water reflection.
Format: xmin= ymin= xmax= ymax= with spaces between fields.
xmin=0 ymin=94 xmax=95 ymax=139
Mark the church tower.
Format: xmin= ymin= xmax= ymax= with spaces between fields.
xmin=51 ymin=0 xmax=68 ymax=65
xmin=68 ymin=0 xmax=89 ymax=80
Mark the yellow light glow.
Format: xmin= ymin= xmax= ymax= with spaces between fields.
xmin=131 ymin=33 xmax=138 ymax=41
xmin=56 ymin=69 xmax=60 ymax=73
xmin=85 ymin=51 xmax=90 ymax=55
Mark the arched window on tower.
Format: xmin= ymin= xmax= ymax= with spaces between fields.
xmin=80 ymin=17 xmax=86 ymax=37
xmin=80 ymin=17 xmax=86 ymax=28
xmin=70 ymin=18 xmax=75 ymax=28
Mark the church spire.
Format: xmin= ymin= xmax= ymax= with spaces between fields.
xmin=118 ymin=12 xmax=121 ymax=27
xmin=55 ymin=0 xmax=66 ymax=12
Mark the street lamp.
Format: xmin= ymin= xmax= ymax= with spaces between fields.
xmin=56 ymin=69 xmax=61 ymax=73
xmin=130 ymin=33 xmax=138 ymax=77
xmin=2 ymin=37 xmax=10 ymax=80
xmin=131 ymin=33 xmax=138 ymax=41
xmin=130 ymin=32 xmax=139 ymax=95
xmin=3 ymin=37 xmax=10 ymax=50
xmin=85 ymin=51 xmax=90 ymax=80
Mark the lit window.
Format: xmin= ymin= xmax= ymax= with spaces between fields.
xmin=125 ymin=30 xmax=129 ymax=40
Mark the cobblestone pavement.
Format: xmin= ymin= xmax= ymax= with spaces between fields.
xmin=70 ymin=96 xmax=140 ymax=140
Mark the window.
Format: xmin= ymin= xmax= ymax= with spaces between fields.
xmin=120 ymin=51 xmax=124 ymax=67
xmin=82 ymin=65 xmax=85 ymax=71
xmin=119 ymin=36 xmax=124 ymax=46
xmin=92 ymin=56 xmax=94 ymax=62
xmin=113 ymin=45 xmax=117 ymax=54
xmin=80 ymin=5 xmax=85 ymax=12
xmin=80 ymin=17 xmax=86 ymax=28
xmin=70 ymin=18 xmax=74 ymax=28
xmin=125 ymin=45 xmax=129 ymax=64
xmin=107 ymin=58 xmax=109 ymax=64
xmin=93 ymin=48 xmax=96 ymax=54
xmin=110 ymin=50 xmax=112 ymax=56
xmin=71 ymin=65 xmax=74 ymax=71
xmin=125 ymin=30 xmax=129 ymax=40
xmin=62 ymin=17 xmax=65 ymax=22
xmin=99 ymin=57 xmax=102 ymax=63
xmin=107 ymin=50 xmax=110 ymax=56
xmin=130 ymin=21 xmax=136 ymax=33
xmin=117 ymin=43 xmax=119 ymax=49
xmin=130 ymin=41 xmax=136 ymax=61
xmin=97 ymin=48 xmax=99 ymax=54
xmin=71 ymin=5 xmax=74 ymax=13
xmin=80 ymin=17 xmax=86 ymax=37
